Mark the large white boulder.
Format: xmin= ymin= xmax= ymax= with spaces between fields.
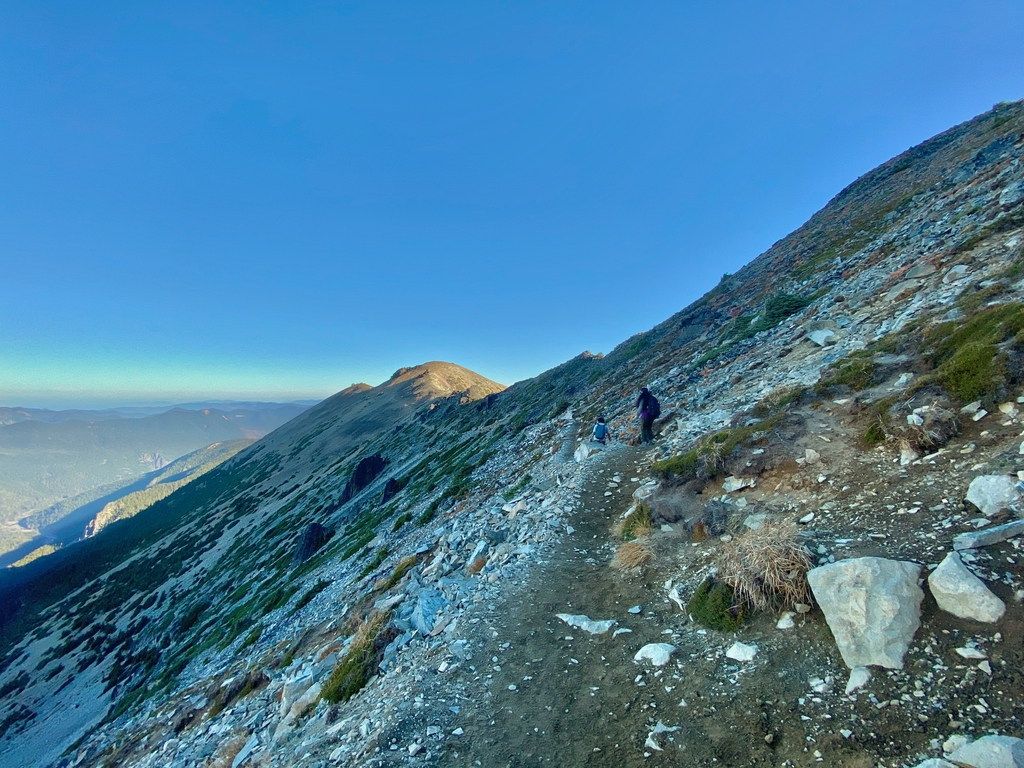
xmin=928 ymin=552 xmax=1005 ymax=623
xmin=947 ymin=735 xmax=1024 ymax=768
xmin=806 ymin=557 xmax=922 ymax=669
xmin=966 ymin=475 xmax=1020 ymax=517
xmin=574 ymin=441 xmax=604 ymax=462
xmin=634 ymin=643 xmax=676 ymax=666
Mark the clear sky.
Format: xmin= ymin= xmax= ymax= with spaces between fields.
xmin=2 ymin=2 xmax=1023 ymax=408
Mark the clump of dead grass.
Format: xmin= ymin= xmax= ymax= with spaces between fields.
xmin=716 ymin=520 xmax=811 ymax=612
xmin=207 ymin=735 xmax=247 ymax=768
xmin=612 ymin=540 xmax=653 ymax=570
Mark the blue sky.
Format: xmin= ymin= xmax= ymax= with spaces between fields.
xmin=2 ymin=2 xmax=1023 ymax=408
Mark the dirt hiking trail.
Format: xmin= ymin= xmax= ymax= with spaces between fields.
xmin=445 ymin=444 xmax=862 ymax=768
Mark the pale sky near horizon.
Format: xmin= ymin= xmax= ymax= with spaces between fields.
xmin=2 ymin=2 xmax=1023 ymax=409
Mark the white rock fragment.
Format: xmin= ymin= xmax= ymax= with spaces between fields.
xmin=845 ymin=666 xmax=871 ymax=694
xmin=628 ymin=605 xmax=642 ymax=614
xmin=723 ymin=476 xmax=756 ymax=492
xmin=808 ymin=329 xmax=837 ymax=346
xmin=743 ymin=513 xmax=767 ymax=530
xmin=928 ymin=552 xmax=1005 ymax=623
xmin=668 ymin=587 xmax=685 ymax=611
xmin=799 ymin=512 xmax=815 ymax=524
xmin=643 ymin=720 xmax=680 ymax=752
xmin=973 ymin=409 xmax=989 ymax=422
xmin=805 ymin=448 xmax=821 ymax=465
xmin=807 ymin=557 xmax=923 ymax=669
xmin=966 ymin=475 xmax=1020 ymax=516
xmin=555 ymin=613 xmax=617 ymax=635
xmin=634 ymin=643 xmax=676 ymax=667
xmin=947 ymin=735 xmax=1024 ymax=768
xmin=955 ymin=646 xmax=988 ymax=660
xmin=612 ymin=628 xmax=633 ymax=638
xmin=574 ymin=441 xmax=604 ymax=462
xmin=725 ymin=642 xmax=758 ymax=661
xmin=776 ymin=612 xmax=795 ymax=629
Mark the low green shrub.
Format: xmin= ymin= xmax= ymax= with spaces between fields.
xmin=687 ymin=577 xmax=744 ymax=632
xmin=321 ymin=612 xmax=397 ymax=704
xmin=619 ymin=503 xmax=653 ymax=541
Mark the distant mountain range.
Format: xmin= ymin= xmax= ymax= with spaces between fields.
xmin=0 ymin=402 xmax=312 ymax=556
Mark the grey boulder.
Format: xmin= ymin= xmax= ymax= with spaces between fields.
xmin=928 ymin=552 xmax=1005 ymax=623
xmin=954 ymin=519 xmax=1024 ymax=550
xmin=965 ymin=475 xmax=1020 ymax=517
xmin=947 ymin=735 xmax=1024 ymax=768
xmin=807 ymin=557 xmax=922 ymax=669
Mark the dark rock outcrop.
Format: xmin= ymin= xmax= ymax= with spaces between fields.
xmin=380 ymin=477 xmax=403 ymax=504
xmin=293 ymin=523 xmax=331 ymax=565
xmin=339 ymin=453 xmax=389 ymax=505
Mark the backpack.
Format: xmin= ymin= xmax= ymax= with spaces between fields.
xmin=648 ymin=396 xmax=661 ymax=418
xmin=594 ymin=422 xmax=608 ymax=440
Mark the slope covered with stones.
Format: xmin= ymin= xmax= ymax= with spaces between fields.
xmin=0 ymin=101 xmax=1022 ymax=768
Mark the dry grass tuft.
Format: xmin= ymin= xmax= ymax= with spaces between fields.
xmin=716 ymin=520 xmax=811 ymax=612
xmin=691 ymin=521 xmax=709 ymax=541
xmin=612 ymin=541 xmax=653 ymax=570
xmin=208 ymin=735 xmax=248 ymax=768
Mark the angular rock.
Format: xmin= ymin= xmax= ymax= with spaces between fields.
xmin=725 ymin=641 xmax=757 ymax=661
xmin=808 ymin=329 xmax=837 ymax=346
xmin=928 ymin=552 xmax=1005 ymax=623
xmin=905 ymin=263 xmax=938 ymax=279
xmin=845 ymin=666 xmax=871 ymax=694
xmin=947 ymin=735 xmax=1024 ymax=768
xmin=410 ymin=590 xmax=448 ymax=635
xmin=954 ymin=519 xmax=1024 ymax=550
xmin=965 ymin=475 xmax=1020 ymax=517
xmin=723 ymin=476 xmax=755 ymax=492
xmin=1000 ymin=179 xmax=1024 ymax=207
xmin=806 ymin=557 xmax=923 ymax=669
xmin=555 ymin=613 xmax=617 ymax=635
xmin=634 ymin=643 xmax=676 ymax=666
xmin=574 ymin=441 xmax=604 ymax=462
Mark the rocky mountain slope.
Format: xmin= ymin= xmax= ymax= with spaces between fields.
xmin=1 ymin=100 xmax=1024 ymax=768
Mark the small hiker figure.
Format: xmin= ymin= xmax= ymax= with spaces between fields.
xmin=592 ymin=417 xmax=610 ymax=445
xmin=635 ymin=386 xmax=661 ymax=445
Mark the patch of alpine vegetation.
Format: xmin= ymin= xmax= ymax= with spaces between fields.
xmin=0 ymin=102 xmax=1024 ymax=768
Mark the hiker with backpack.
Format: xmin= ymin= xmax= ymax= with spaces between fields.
xmin=592 ymin=417 xmax=611 ymax=445
xmin=635 ymin=387 xmax=660 ymax=445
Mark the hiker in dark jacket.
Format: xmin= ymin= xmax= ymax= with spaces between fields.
xmin=592 ymin=417 xmax=610 ymax=445
xmin=635 ymin=387 xmax=658 ymax=445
